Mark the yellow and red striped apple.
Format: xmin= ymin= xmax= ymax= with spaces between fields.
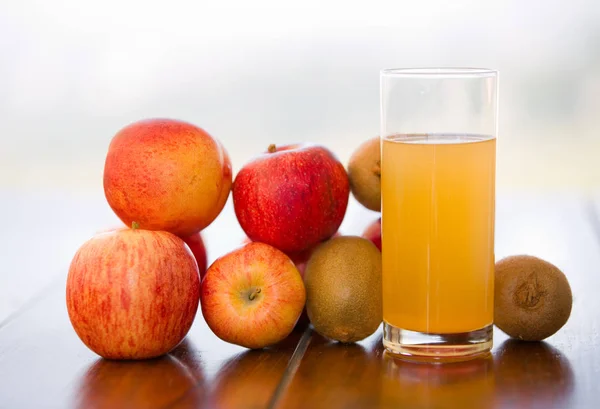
xmin=66 ymin=226 xmax=201 ymax=359
xmin=201 ymin=242 xmax=306 ymax=349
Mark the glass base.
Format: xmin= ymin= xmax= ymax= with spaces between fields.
xmin=383 ymin=322 xmax=493 ymax=363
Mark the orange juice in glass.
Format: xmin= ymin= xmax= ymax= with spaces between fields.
xmin=380 ymin=68 xmax=498 ymax=361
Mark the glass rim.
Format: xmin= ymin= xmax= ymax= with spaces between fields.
xmin=381 ymin=67 xmax=497 ymax=78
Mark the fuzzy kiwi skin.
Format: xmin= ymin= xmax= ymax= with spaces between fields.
xmin=495 ymin=255 xmax=572 ymax=341
xmin=304 ymin=236 xmax=382 ymax=343
xmin=348 ymin=137 xmax=381 ymax=212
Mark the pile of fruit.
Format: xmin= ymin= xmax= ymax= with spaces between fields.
xmin=66 ymin=119 xmax=381 ymax=359
xmin=66 ymin=119 xmax=573 ymax=360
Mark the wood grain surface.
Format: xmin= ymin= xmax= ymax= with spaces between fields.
xmin=0 ymin=194 xmax=598 ymax=408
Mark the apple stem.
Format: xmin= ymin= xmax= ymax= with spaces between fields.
xmin=248 ymin=287 xmax=262 ymax=301
xmin=267 ymin=144 xmax=277 ymax=153
xmin=131 ymin=221 xmax=140 ymax=230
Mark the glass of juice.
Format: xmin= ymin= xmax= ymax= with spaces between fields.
xmin=380 ymin=68 xmax=498 ymax=361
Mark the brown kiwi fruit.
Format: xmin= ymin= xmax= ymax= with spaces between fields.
xmin=348 ymin=137 xmax=381 ymax=211
xmin=304 ymin=236 xmax=382 ymax=343
xmin=495 ymin=255 xmax=572 ymax=341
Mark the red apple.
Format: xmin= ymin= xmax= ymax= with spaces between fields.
xmin=181 ymin=232 xmax=208 ymax=279
xmin=239 ymin=236 xmax=312 ymax=329
xmin=239 ymin=233 xmax=340 ymax=330
xmin=104 ymin=118 xmax=232 ymax=236
xmin=240 ymin=233 xmax=340 ymax=330
xmin=201 ymin=242 xmax=306 ymax=349
xmin=362 ymin=218 xmax=381 ymax=251
xmin=66 ymin=226 xmax=201 ymax=359
xmin=232 ymin=143 xmax=349 ymax=254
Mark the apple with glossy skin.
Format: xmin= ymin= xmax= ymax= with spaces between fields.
xmin=181 ymin=232 xmax=208 ymax=279
xmin=240 ymin=235 xmax=313 ymax=329
xmin=362 ymin=218 xmax=381 ymax=252
xmin=104 ymin=118 xmax=232 ymax=236
xmin=240 ymin=234 xmax=340 ymax=330
xmin=232 ymin=143 xmax=349 ymax=254
xmin=201 ymin=242 xmax=306 ymax=349
xmin=67 ymin=225 xmax=201 ymax=359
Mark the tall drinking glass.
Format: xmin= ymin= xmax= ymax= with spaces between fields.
xmin=380 ymin=68 xmax=498 ymax=361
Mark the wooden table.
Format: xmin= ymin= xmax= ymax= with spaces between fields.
xmin=1 ymin=193 xmax=598 ymax=408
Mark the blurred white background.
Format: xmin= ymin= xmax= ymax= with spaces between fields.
xmin=1 ymin=0 xmax=599 ymax=319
